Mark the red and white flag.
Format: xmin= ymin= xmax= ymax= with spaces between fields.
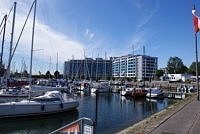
xmin=192 ymin=8 xmax=200 ymax=33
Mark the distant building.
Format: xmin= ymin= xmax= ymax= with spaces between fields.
xmin=163 ymin=74 xmax=192 ymax=82
xmin=64 ymin=58 xmax=112 ymax=80
xmin=112 ymin=54 xmax=158 ymax=81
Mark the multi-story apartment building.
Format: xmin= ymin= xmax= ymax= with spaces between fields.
xmin=112 ymin=54 xmax=157 ymax=81
xmin=64 ymin=58 xmax=112 ymax=80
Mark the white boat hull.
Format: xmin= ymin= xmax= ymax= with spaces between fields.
xmin=146 ymin=93 xmax=163 ymax=98
xmin=0 ymin=100 xmax=79 ymax=118
xmin=121 ymin=88 xmax=134 ymax=96
xmin=31 ymin=85 xmax=67 ymax=92
xmin=146 ymin=88 xmax=164 ymax=98
xmin=121 ymin=90 xmax=127 ymax=96
xmin=91 ymin=88 xmax=97 ymax=93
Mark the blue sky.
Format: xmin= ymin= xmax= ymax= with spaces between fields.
xmin=0 ymin=0 xmax=200 ymax=74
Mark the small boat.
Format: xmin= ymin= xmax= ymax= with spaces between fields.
xmin=121 ymin=87 xmax=147 ymax=98
xmin=146 ymin=88 xmax=164 ymax=99
xmin=92 ymin=81 xmax=110 ymax=93
xmin=77 ymin=82 xmax=91 ymax=95
xmin=0 ymin=91 xmax=79 ymax=119
xmin=0 ymin=88 xmax=28 ymax=98
xmin=90 ymin=87 xmax=97 ymax=94
xmin=131 ymin=88 xmax=148 ymax=98
xmin=0 ymin=88 xmax=29 ymax=103
xmin=30 ymin=79 xmax=68 ymax=93
xmin=121 ymin=87 xmax=133 ymax=96
xmin=7 ymin=79 xmax=29 ymax=87
xmin=97 ymin=82 xmax=110 ymax=93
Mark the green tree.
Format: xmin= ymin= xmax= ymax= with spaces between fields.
xmin=188 ymin=62 xmax=200 ymax=75
xmin=166 ymin=56 xmax=188 ymax=74
xmin=54 ymin=70 xmax=60 ymax=79
xmin=155 ymin=69 xmax=164 ymax=78
xmin=46 ymin=71 xmax=52 ymax=79
xmin=22 ymin=70 xmax=29 ymax=77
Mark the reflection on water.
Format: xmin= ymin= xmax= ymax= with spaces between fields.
xmin=0 ymin=93 xmax=175 ymax=134
xmin=77 ymin=94 xmax=175 ymax=134
xmin=0 ymin=110 xmax=79 ymax=134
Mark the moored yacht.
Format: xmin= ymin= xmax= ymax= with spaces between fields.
xmin=0 ymin=87 xmax=28 ymax=98
xmin=0 ymin=0 xmax=79 ymax=119
xmin=0 ymin=91 xmax=79 ymax=118
xmin=97 ymin=81 xmax=110 ymax=93
xmin=91 ymin=81 xmax=110 ymax=93
xmin=121 ymin=87 xmax=133 ymax=96
xmin=146 ymin=87 xmax=164 ymax=99
xmin=121 ymin=87 xmax=147 ymax=98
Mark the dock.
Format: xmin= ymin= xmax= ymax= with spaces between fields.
xmin=149 ymin=97 xmax=200 ymax=134
xmin=117 ymin=94 xmax=198 ymax=134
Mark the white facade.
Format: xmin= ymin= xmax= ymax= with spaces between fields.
xmin=112 ymin=54 xmax=157 ymax=81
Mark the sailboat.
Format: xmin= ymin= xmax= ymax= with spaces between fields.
xmin=0 ymin=2 xmax=30 ymax=100
xmin=0 ymin=0 xmax=79 ymax=118
xmin=0 ymin=90 xmax=79 ymax=118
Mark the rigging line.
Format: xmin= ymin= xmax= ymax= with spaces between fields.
xmin=3 ymin=1 xmax=35 ymax=82
xmin=0 ymin=15 xmax=7 ymax=88
xmin=1 ymin=15 xmax=7 ymax=65
xmin=0 ymin=4 xmax=14 ymax=35
xmin=0 ymin=17 xmax=5 ymax=32
xmin=0 ymin=16 xmax=6 ymax=36
xmin=7 ymin=3 xmax=14 ymax=20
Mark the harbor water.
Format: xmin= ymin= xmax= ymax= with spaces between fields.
xmin=0 ymin=93 xmax=175 ymax=134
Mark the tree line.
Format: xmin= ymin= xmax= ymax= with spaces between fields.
xmin=11 ymin=70 xmax=62 ymax=79
xmin=156 ymin=56 xmax=200 ymax=78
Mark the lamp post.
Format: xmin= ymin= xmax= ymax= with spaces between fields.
xmin=195 ymin=33 xmax=199 ymax=101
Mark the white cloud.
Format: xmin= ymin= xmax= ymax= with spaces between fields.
xmin=131 ymin=31 xmax=147 ymax=51
xmin=123 ymin=29 xmax=156 ymax=56
xmin=137 ymin=1 xmax=160 ymax=28
xmin=128 ymin=0 xmax=143 ymax=9
xmin=0 ymin=0 xmax=85 ymax=73
xmin=84 ymin=28 xmax=95 ymax=41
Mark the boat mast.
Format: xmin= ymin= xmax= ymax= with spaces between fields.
xmin=143 ymin=45 xmax=146 ymax=87
xmin=29 ymin=0 xmax=37 ymax=100
xmin=96 ymin=53 xmax=99 ymax=81
xmin=49 ymin=56 xmax=51 ymax=79
xmin=8 ymin=2 xmax=17 ymax=80
xmin=56 ymin=52 xmax=58 ymax=78
xmin=0 ymin=15 xmax=7 ymax=68
xmin=104 ymin=52 xmax=107 ymax=80
xmin=132 ymin=44 xmax=134 ymax=82
xmin=84 ymin=49 xmax=86 ymax=80
xmin=72 ymin=55 xmax=74 ymax=79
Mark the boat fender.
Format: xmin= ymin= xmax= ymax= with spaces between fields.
xmin=41 ymin=105 xmax=45 ymax=111
xmin=60 ymin=102 xmax=63 ymax=109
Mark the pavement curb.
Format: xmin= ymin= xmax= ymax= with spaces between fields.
xmin=118 ymin=94 xmax=197 ymax=134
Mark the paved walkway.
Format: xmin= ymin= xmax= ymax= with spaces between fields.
xmin=149 ymin=99 xmax=200 ymax=134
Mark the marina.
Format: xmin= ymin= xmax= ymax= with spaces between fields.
xmin=0 ymin=0 xmax=199 ymax=134
xmin=0 ymin=92 xmax=175 ymax=134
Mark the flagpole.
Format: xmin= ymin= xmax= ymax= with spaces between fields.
xmin=195 ymin=32 xmax=199 ymax=101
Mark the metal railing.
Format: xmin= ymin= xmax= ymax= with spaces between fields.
xmin=49 ymin=117 xmax=94 ymax=134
